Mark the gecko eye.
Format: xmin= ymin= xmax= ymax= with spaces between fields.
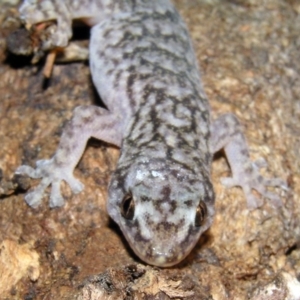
xmin=121 ymin=193 xmax=135 ymax=220
xmin=195 ymin=200 xmax=207 ymax=227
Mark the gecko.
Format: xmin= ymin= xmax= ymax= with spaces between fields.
xmin=15 ymin=0 xmax=287 ymax=267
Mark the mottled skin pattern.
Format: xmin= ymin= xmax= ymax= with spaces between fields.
xmin=16 ymin=0 xmax=286 ymax=266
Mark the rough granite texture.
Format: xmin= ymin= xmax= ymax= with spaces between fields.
xmin=0 ymin=0 xmax=299 ymax=299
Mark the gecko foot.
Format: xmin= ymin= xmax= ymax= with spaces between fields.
xmin=15 ymin=158 xmax=84 ymax=208
xmin=220 ymin=158 xmax=288 ymax=209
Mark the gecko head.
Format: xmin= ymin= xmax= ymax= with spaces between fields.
xmin=107 ymin=159 xmax=215 ymax=267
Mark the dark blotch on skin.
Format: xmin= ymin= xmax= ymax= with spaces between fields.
xmin=184 ymin=200 xmax=193 ymax=207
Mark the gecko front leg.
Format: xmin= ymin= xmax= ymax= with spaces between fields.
xmin=19 ymin=0 xmax=72 ymax=51
xmin=210 ymin=113 xmax=287 ymax=209
xmin=16 ymin=106 xmax=122 ymax=208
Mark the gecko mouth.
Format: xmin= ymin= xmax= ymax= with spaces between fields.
xmin=145 ymin=246 xmax=187 ymax=267
xmin=129 ymin=238 xmax=197 ymax=267
xmin=123 ymin=223 xmax=200 ymax=267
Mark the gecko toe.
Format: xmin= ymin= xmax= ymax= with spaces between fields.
xmin=245 ymin=193 xmax=263 ymax=210
xmin=49 ymin=180 xmax=65 ymax=208
xmin=253 ymin=157 xmax=268 ymax=168
xmin=25 ymin=188 xmax=44 ymax=208
xmin=16 ymin=165 xmax=39 ymax=178
xmin=220 ymin=177 xmax=238 ymax=188
xmin=66 ymin=176 xmax=84 ymax=194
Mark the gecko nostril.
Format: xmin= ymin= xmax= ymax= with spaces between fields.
xmin=121 ymin=192 xmax=135 ymax=220
xmin=195 ymin=200 xmax=207 ymax=227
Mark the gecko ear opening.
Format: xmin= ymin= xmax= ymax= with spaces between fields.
xmin=195 ymin=200 xmax=207 ymax=227
xmin=121 ymin=192 xmax=135 ymax=220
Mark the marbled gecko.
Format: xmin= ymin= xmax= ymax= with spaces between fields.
xmin=16 ymin=0 xmax=286 ymax=267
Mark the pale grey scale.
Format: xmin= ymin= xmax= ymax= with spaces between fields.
xmin=114 ymin=158 xmax=202 ymax=188
xmin=124 ymin=61 xmax=197 ymax=94
xmin=118 ymin=147 xmax=209 ymax=183
xmin=33 ymin=1 xmax=61 ymax=19
xmin=67 ymin=0 xmax=128 ymax=21
xmin=96 ymin=6 xmax=204 ymax=106
xmin=116 ymin=78 xmax=209 ymax=164
xmin=123 ymin=44 xmax=198 ymax=91
xmin=122 ymin=89 xmax=211 ymax=160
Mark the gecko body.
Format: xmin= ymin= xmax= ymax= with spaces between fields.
xmin=16 ymin=0 xmax=286 ymax=266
